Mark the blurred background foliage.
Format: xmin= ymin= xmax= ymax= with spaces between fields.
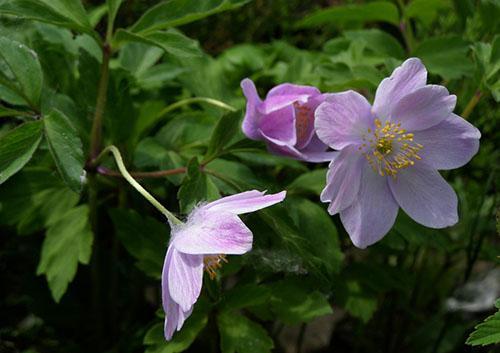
xmin=0 ymin=0 xmax=499 ymax=353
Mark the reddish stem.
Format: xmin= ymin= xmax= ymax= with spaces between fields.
xmin=97 ymin=166 xmax=187 ymax=179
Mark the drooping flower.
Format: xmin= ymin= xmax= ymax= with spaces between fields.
xmin=162 ymin=190 xmax=286 ymax=340
xmin=314 ymin=58 xmax=480 ymax=248
xmin=240 ymin=78 xmax=334 ymax=162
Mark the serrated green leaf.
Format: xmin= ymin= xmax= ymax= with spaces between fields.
xmin=144 ymin=301 xmax=210 ymax=353
xmin=296 ymin=1 xmax=400 ymax=28
xmin=405 ymin=0 xmax=451 ymax=26
xmin=466 ymin=299 xmax=500 ymax=346
xmin=114 ymin=28 xmax=202 ymax=58
xmin=43 ymin=110 xmax=84 ymax=193
xmin=0 ymin=121 xmax=43 ymax=184
xmin=0 ymin=0 xmax=93 ymax=34
xmin=130 ymin=0 xmax=251 ymax=34
xmin=109 ymin=208 xmax=168 ymax=278
xmin=37 ymin=205 xmax=93 ymax=302
xmin=203 ymin=111 xmax=242 ymax=163
xmin=413 ymin=36 xmax=474 ymax=80
xmin=178 ymin=158 xmax=219 ymax=213
xmin=0 ymin=37 xmax=43 ymax=107
xmin=269 ymin=278 xmax=333 ymax=324
xmin=218 ymin=312 xmax=274 ymax=353
xmin=220 ymin=284 xmax=271 ymax=311
xmin=344 ymin=29 xmax=405 ymax=59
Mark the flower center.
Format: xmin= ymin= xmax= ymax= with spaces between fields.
xmin=203 ymin=254 xmax=227 ymax=279
xmin=360 ymin=118 xmax=423 ymax=177
xmin=293 ymin=102 xmax=311 ymax=143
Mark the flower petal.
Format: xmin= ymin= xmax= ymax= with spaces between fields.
xmin=260 ymin=83 xmax=320 ymax=113
xmin=162 ymin=246 xmax=193 ymax=340
xmin=373 ymin=58 xmax=427 ymax=120
xmin=389 ymin=164 xmax=458 ymax=228
xmin=315 ymin=91 xmax=373 ymax=150
xmin=259 ymin=105 xmax=297 ymax=145
xmin=321 ymin=145 xmax=364 ymax=214
xmin=414 ymin=114 xmax=480 ymax=170
xmin=266 ymin=137 xmax=335 ymax=162
xmin=241 ymin=78 xmax=263 ymax=140
xmin=167 ymin=248 xmax=203 ymax=312
xmin=390 ymin=85 xmax=456 ymax=131
xmin=205 ymin=190 xmax=286 ymax=214
xmin=340 ymin=163 xmax=399 ymax=248
xmin=173 ymin=212 xmax=253 ymax=255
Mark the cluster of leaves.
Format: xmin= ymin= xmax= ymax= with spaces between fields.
xmin=0 ymin=0 xmax=498 ymax=353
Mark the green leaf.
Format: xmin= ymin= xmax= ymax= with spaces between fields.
xmin=144 ymin=302 xmax=210 ymax=353
xmin=107 ymin=0 xmax=123 ymax=31
xmin=269 ymin=278 xmax=333 ymax=324
xmin=109 ymin=208 xmax=168 ymax=278
xmin=405 ymin=0 xmax=451 ymax=26
xmin=218 ymin=312 xmax=274 ymax=353
xmin=221 ymin=284 xmax=271 ymax=311
xmin=114 ymin=28 xmax=202 ymax=59
xmin=466 ymin=299 xmax=500 ymax=346
xmin=37 ymin=205 xmax=93 ymax=302
xmin=344 ymin=29 xmax=405 ymax=59
xmin=413 ymin=36 xmax=474 ymax=80
xmin=177 ymin=158 xmax=219 ymax=213
xmin=0 ymin=121 xmax=43 ymax=185
xmin=0 ymin=0 xmax=93 ymax=34
xmin=296 ymin=1 xmax=400 ymax=28
xmin=203 ymin=111 xmax=242 ymax=163
xmin=287 ymin=169 xmax=327 ymax=196
xmin=129 ymin=0 xmax=251 ymax=34
xmin=43 ymin=110 xmax=84 ymax=193
xmin=0 ymin=37 xmax=43 ymax=107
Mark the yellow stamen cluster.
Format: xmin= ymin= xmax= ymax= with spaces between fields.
xmin=360 ymin=118 xmax=423 ymax=177
xmin=203 ymin=254 xmax=228 ymax=279
xmin=293 ymin=102 xmax=311 ymax=143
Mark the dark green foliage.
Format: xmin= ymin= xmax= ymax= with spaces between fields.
xmin=0 ymin=0 xmax=498 ymax=352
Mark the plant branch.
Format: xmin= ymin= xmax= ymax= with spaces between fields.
xmin=89 ymin=43 xmax=112 ymax=160
xmin=96 ymin=145 xmax=182 ymax=225
xmin=97 ymin=166 xmax=187 ymax=179
xmin=154 ymin=97 xmax=237 ymax=122
xmin=461 ymin=90 xmax=482 ymax=119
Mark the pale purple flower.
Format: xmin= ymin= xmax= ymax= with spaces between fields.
xmin=162 ymin=190 xmax=286 ymax=340
xmin=315 ymin=58 xmax=480 ymax=248
xmin=241 ymin=78 xmax=335 ymax=162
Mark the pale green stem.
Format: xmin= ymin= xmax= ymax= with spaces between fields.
xmin=97 ymin=145 xmax=182 ymax=225
xmin=155 ymin=97 xmax=237 ymax=121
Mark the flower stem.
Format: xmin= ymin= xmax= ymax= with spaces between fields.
xmin=155 ymin=97 xmax=237 ymax=122
xmin=97 ymin=145 xmax=182 ymax=225
xmin=461 ymin=90 xmax=482 ymax=119
xmin=89 ymin=43 xmax=112 ymax=159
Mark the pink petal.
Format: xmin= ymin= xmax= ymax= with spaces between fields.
xmin=241 ymin=78 xmax=263 ymax=140
xmin=389 ymin=164 xmax=458 ymax=228
xmin=259 ymin=105 xmax=297 ymax=146
xmin=266 ymin=137 xmax=335 ymax=162
xmin=267 ymin=83 xmax=321 ymax=98
xmin=340 ymin=162 xmax=399 ymax=248
xmin=321 ymin=145 xmax=364 ymax=214
xmin=205 ymin=190 xmax=286 ymax=214
xmin=173 ymin=212 xmax=253 ymax=255
xmin=314 ymin=91 xmax=373 ymax=150
xmin=162 ymin=246 xmax=193 ymax=340
xmin=373 ymin=58 xmax=427 ymax=120
xmin=390 ymin=85 xmax=456 ymax=131
xmin=414 ymin=114 xmax=480 ymax=170
xmin=167 ymin=248 xmax=203 ymax=312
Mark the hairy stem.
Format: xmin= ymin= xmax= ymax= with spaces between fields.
xmin=96 ymin=145 xmax=182 ymax=225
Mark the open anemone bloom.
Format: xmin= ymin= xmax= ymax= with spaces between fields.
xmin=315 ymin=58 xmax=480 ymax=249
xmin=241 ymin=78 xmax=335 ymax=162
xmin=162 ymin=190 xmax=286 ymax=340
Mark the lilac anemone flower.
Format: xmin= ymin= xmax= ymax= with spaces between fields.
xmin=162 ymin=190 xmax=286 ymax=340
xmin=315 ymin=58 xmax=480 ymax=249
xmin=241 ymin=78 xmax=335 ymax=162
